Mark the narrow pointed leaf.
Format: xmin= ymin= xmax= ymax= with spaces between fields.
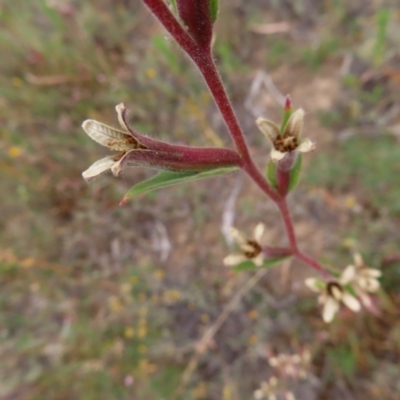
xmin=121 ymin=166 xmax=238 ymax=205
xmin=233 ymin=256 xmax=291 ymax=272
xmin=288 ymin=154 xmax=302 ymax=192
xmin=280 ymin=98 xmax=294 ymax=134
xmin=169 ymin=0 xmax=178 ymax=15
xmin=210 ymin=0 xmax=219 ymax=22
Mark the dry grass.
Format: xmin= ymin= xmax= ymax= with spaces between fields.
xmin=0 ymin=0 xmax=399 ymax=399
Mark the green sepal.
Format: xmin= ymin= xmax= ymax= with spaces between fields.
xmin=169 ymin=0 xmax=178 ymax=15
xmin=266 ymin=160 xmax=278 ymax=189
xmin=120 ymin=166 xmax=238 ymax=205
xmin=288 ymin=154 xmax=302 ymax=192
xmin=209 ymin=0 xmax=219 ymax=22
xmin=280 ymin=107 xmax=293 ymax=134
xmin=232 ymin=256 xmax=291 ymax=272
xmin=210 ymin=0 xmax=219 ymax=22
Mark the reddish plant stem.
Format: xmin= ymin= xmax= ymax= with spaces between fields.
xmin=276 ymin=198 xmax=298 ymax=252
xmin=194 ymin=55 xmax=281 ymax=203
xmin=142 ymin=0 xmax=330 ymax=276
xmin=295 ymin=251 xmax=331 ymax=278
xmin=143 ymin=0 xmax=199 ymax=55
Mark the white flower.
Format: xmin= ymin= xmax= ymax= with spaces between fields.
xmin=305 ymin=270 xmax=361 ymax=323
xmin=223 ymin=223 xmax=265 ymax=267
xmin=256 ymin=109 xmax=315 ymax=162
xmin=81 ymin=104 xmax=147 ymax=182
xmin=253 ymin=377 xmax=278 ymax=400
xmin=342 ymin=253 xmax=382 ymax=307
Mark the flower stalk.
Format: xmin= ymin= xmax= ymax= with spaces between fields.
xmin=88 ymin=0 xmax=352 ymax=283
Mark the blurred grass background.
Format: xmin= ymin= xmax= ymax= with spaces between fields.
xmin=0 ymin=0 xmax=400 ymax=399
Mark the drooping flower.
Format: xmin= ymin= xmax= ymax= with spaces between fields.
xmin=256 ymin=109 xmax=315 ymax=162
xmin=305 ymin=270 xmax=361 ymax=323
xmin=81 ymin=104 xmax=241 ymax=182
xmin=223 ymin=223 xmax=265 ymax=267
xmin=341 ymin=253 xmax=382 ymax=307
xmin=81 ymin=115 xmax=148 ymax=181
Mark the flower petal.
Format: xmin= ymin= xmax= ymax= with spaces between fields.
xmin=82 ymin=119 xmax=128 ymax=148
xmin=270 ymin=148 xmax=286 ymax=162
xmin=229 ymin=227 xmax=247 ymax=246
xmin=304 ymin=278 xmax=321 ymax=292
xmin=284 ymin=108 xmax=304 ymax=138
xmin=356 ymin=290 xmax=373 ymax=308
xmin=353 ymin=252 xmax=364 ymax=267
xmin=359 ymin=277 xmax=380 ymax=292
xmin=253 ymin=223 xmax=265 ymax=242
xmin=322 ymin=297 xmax=339 ymax=323
xmin=223 ymin=253 xmax=247 ymax=266
xmin=110 ymin=150 xmax=135 ymax=176
xmin=254 ymin=254 xmax=264 ymax=267
xmin=341 ymin=292 xmax=361 ymax=312
xmin=115 ymin=103 xmax=132 ymax=133
xmin=82 ymin=156 xmax=115 ymax=182
xmin=296 ymin=139 xmax=315 ymax=154
xmin=339 ymin=265 xmax=356 ymax=285
xmin=256 ymin=118 xmax=280 ymax=142
xmin=363 ymin=268 xmax=382 ymax=278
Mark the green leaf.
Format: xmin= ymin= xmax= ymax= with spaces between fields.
xmin=209 ymin=0 xmax=219 ymax=22
xmin=280 ymin=107 xmax=293 ymax=134
xmin=327 ymin=346 xmax=357 ymax=377
xmin=233 ymin=256 xmax=291 ymax=272
xmin=232 ymin=260 xmax=258 ymax=272
xmin=120 ymin=167 xmax=238 ymax=205
xmin=266 ymin=160 xmax=278 ymax=189
xmin=288 ymin=154 xmax=302 ymax=192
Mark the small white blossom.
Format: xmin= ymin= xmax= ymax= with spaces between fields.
xmin=256 ymin=109 xmax=315 ymax=162
xmin=305 ymin=270 xmax=361 ymax=323
xmin=224 ymin=223 xmax=265 ymax=267
xmin=342 ymin=253 xmax=382 ymax=307
xmin=253 ymin=377 xmax=278 ymax=400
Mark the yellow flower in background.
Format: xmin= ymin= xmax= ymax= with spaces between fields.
xmin=153 ymin=269 xmax=165 ymax=280
xmin=248 ymin=310 xmax=258 ymax=320
xmin=108 ymin=296 xmax=123 ymax=313
xmin=248 ymin=334 xmax=258 ymax=345
xmin=124 ymin=327 xmax=135 ymax=339
xmin=8 ymin=146 xmax=22 ymax=157
xmin=146 ymin=68 xmax=157 ymax=79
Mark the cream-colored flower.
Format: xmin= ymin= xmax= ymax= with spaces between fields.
xmin=342 ymin=253 xmax=381 ymax=307
xmin=256 ymin=109 xmax=315 ymax=162
xmin=81 ymin=105 xmax=147 ymax=182
xmin=223 ymin=223 xmax=265 ymax=267
xmin=305 ymin=270 xmax=361 ymax=323
xmin=253 ymin=377 xmax=278 ymax=400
